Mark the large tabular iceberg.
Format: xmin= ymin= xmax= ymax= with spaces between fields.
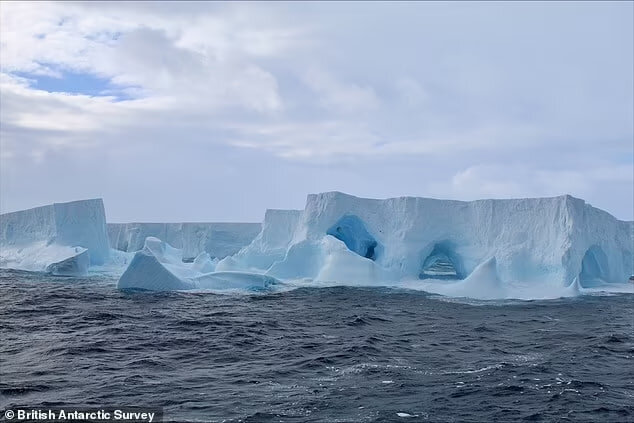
xmin=216 ymin=192 xmax=633 ymax=297
xmin=107 ymin=222 xmax=261 ymax=261
xmin=118 ymin=192 xmax=633 ymax=297
xmin=2 ymin=193 xmax=631 ymax=299
xmin=0 ymin=199 xmax=110 ymax=275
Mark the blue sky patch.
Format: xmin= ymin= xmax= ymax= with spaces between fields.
xmin=14 ymin=68 xmax=138 ymax=101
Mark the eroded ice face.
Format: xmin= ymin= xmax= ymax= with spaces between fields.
xmin=0 ymin=199 xmax=110 ymax=276
xmin=113 ymin=192 xmax=633 ymax=298
xmin=2 ymin=193 xmax=631 ymax=298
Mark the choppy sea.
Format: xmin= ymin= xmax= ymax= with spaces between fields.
xmin=1 ymin=268 xmax=633 ymax=422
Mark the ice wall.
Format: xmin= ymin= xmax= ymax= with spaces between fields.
xmin=107 ymin=222 xmax=261 ymax=260
xmin=216 ymin=209 xmax=302 ymax=272
xmin=0 ymin=199 xmax=110 ymax=269
xmin=217 ymin=192 xmax=633 ymax=289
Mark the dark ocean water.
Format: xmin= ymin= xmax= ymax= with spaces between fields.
xmin=1 ymin=269 xmax=633 ymax=423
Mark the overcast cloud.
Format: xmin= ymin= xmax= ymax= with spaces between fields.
xmin=0 ymin=1 xmax=632 ymax=221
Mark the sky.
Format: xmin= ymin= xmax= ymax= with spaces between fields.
xmin=0 ymin=1 xmax=632 ymax=222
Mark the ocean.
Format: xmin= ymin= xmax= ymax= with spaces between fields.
xmin=1 ymin=268 xmax=632 ymax=422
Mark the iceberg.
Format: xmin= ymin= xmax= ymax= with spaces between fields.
xmin=4 ymin=192 xmax=631 ymax=299
xmin=216 ymin=209 xmax=303 ymax=272
xmin=214 ymin=192 xmax=633 ymax=298
xmin=1 ymin=242 xmax=91 ymax=276
xmin=44 ymin=247 xmax=90 ymax=276
xmin=107 ymin=222 xmax=261 ymax=261
xmin=0 ymin=199 xmax=110 ymax=275
xmin=412 ymin=257 xmax=507 ymax=300
xmin=117 ymin=237 xmax=279 ymax=291
xmin=117 ymin=237 xmax=198 ymax=290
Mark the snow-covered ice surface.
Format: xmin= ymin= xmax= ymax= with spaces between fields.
xmin=118 ymin=192 xmax=633 ymax=299
xmin=0 ymin=199 xmax=110 ymax=276
xmin=107 ymin=222 xmax=261 ymax=260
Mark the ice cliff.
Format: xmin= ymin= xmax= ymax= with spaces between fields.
xmin=2 ymin=193 xmax=631 ymax=298
xmin=217 ymin=193 xmax=633 ymax=291
xmin=0 ymin=199 xmax=110 ymax=275
xmin=107 ymin=222 xmax=261 ymax=260
xmin=118 ymin=192 xmax=633 ymax=296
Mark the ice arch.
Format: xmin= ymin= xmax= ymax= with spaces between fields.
xmin=326 ymin=215 xmax=378 ymax=260
xmin=579 ymin=245 xmax=609 ymax=286
xmin=419 ymin=242 xmax=464 ymax=280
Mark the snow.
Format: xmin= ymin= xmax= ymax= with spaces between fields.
xmin=117 ymin=237 xmax=280 ymax=291
xmin=107 ymin=222 xmax=261 ymax=260
xmin=0 ymin=199 xmax=110 ymax=275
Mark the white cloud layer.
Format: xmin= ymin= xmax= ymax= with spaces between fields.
xmin=0 ymin=1 xmax=632 ymax=221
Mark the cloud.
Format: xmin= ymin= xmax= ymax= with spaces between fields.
xmin=227 ymin=120 xmax=381 ymax=160
xmin=442 ymin=164 xmax=634 ymax=209
xmin=302 ymin=68 xmax=380 ymax=113
xmin=0 ymin=2 xmax=287 ymax=113
xmin=394 ymin=77 xmax=428 ymax=107
xmin=0 ymin=2 xmax=632 ymax=220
